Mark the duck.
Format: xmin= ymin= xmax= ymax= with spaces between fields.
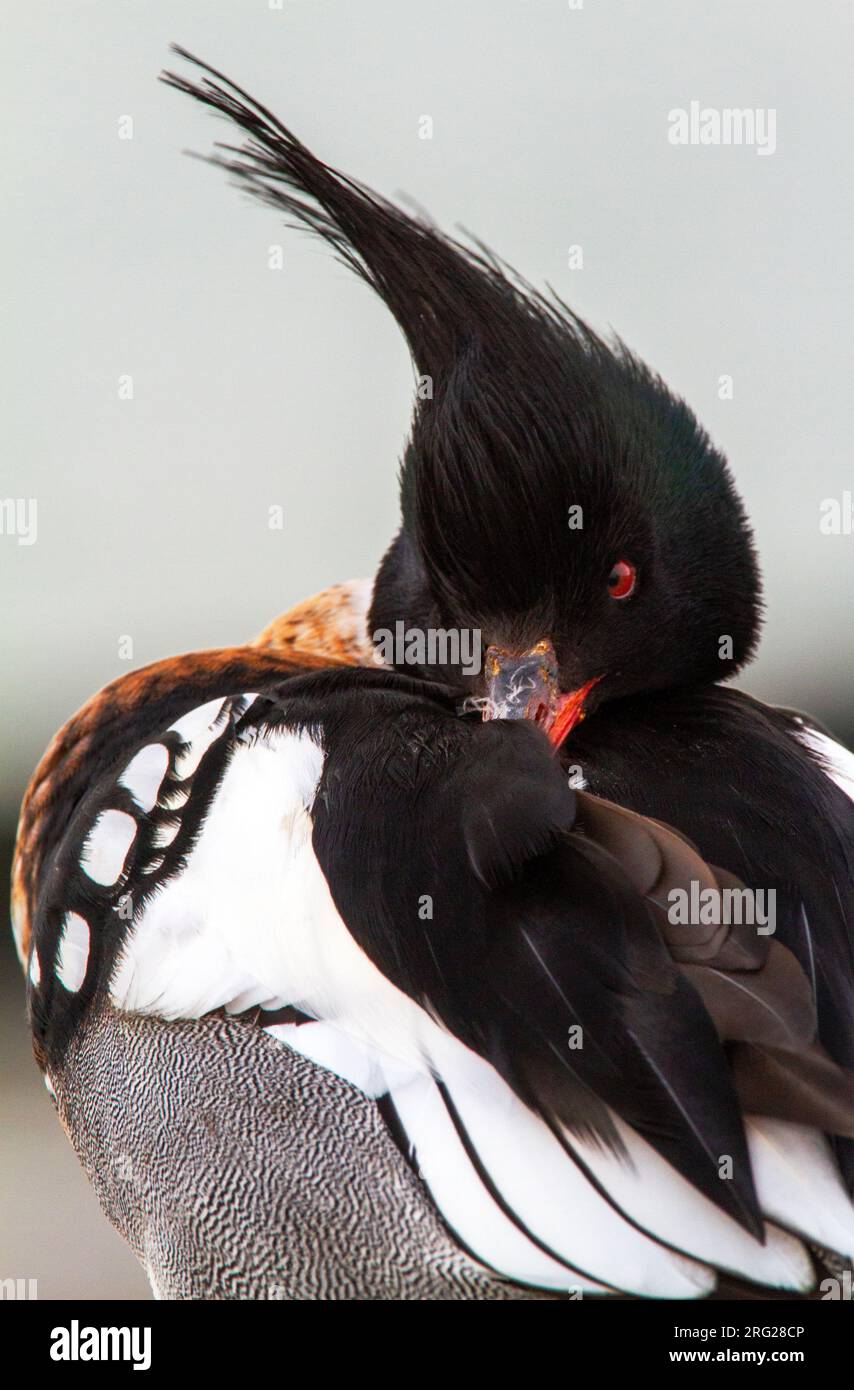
xmin=11 ymin=48 xmax=854 ymax=1301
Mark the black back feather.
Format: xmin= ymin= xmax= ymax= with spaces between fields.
xmin=306 ymin=683 xmax=766 ymax=1235
xmin=569 ymin=684 xmax=854 ymax=1192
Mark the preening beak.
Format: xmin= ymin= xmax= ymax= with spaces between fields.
xmin=483 ymin=640 xmax=600 ymax=749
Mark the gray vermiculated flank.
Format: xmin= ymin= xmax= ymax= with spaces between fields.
xmin=51 ymin=1005 xmax=550 ymax=1301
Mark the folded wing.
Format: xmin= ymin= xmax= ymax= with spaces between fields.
xmin=21 ymin=664 xmax=854 ymax=1297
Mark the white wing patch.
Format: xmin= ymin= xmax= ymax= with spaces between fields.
xmin=747 ymin=1117 xmax=854 ymax=1261
xmin=80 ymin=809 xmax=137 ymax=886
xmin=168 ymin=696 xmax=227 ymax=742
xmin=561 ymin=1113 xmax=812 ymax=1290
xmin=388 ymin=1071 xmax=610 ymax=1295
xmin=118 ymin=743 xmax=170 ymax=813
xmin=112 ymin=725 xmax=453 ymax=1074
xmin=56 ymin=912 xmax=90 ymax=993
xmin=170 ymin=697 xmax=228 ymax=778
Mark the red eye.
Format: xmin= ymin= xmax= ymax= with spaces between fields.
xmin=608 ymin=559 xmax=636 ymax=600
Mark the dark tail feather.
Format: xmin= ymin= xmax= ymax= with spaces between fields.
xmin=488 ymin=840 xmax=764 ymax=1238
xmin=731 ymin=1043 xmax=854 ymax=1139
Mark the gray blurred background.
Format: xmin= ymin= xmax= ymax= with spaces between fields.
xmin=2 ymin=0 xmax=852 ymax=1299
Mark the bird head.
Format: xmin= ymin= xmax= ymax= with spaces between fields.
xmin=163 ymin=49 xmax=762 ymax=748
xmin=370 ymin=314 xmax=762 ymax=747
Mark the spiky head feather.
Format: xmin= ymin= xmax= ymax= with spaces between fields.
xmin=162 ymin=49 xmax=762 ymax=701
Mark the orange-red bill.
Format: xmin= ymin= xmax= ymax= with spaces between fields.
xmin=548 ymin=675 xmax=602 ymax=749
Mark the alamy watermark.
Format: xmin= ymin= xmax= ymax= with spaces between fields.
xmin=668 ymin=103 xmax=776 ymax=156
xmin=0 ymin=498 xmax=37 ymax=545
xmin=50 ymin=1321 xmax=151 ymax=1371
xmin=819 ymin=492 xmax=854 ymax=534
xmin=0 ymin=1276 xmax=37 ymax=1299
xmin=372 ymin=622 xmax=482 ymax=676
xmin=668 ymin=881 xmax=776 ymax=934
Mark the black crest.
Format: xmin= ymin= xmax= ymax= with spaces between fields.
xmin=162 ymin=49 xmax=762 ymax=695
